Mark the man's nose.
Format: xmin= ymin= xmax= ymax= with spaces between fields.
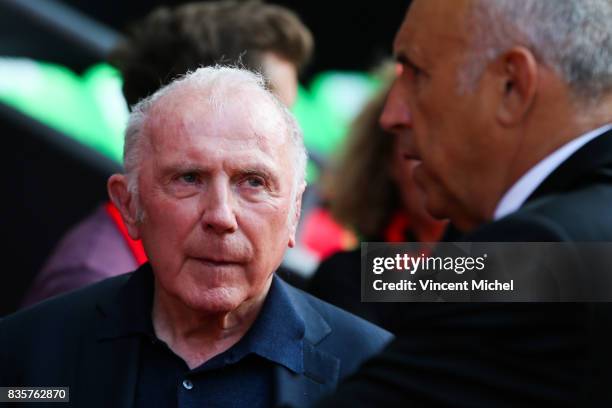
xmin=379 ymin=81 xmax=413 ymax=134
xmin=200 ymin=181 xmax=238 ymax=234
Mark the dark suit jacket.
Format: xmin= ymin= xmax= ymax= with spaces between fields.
xmin=316 ymin=129 xmax=612 ymax=407
xmin=309 ymin=249 xmax=403 ymax=332
xmin=0 ymin=264 xmax=392 ymax=408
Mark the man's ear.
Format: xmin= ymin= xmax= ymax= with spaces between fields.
xmin=107 ymin=174 xmax=141 ymax=240
xmin=495 ymin=46 xmax=538 ymax=126
xmin=287 ymin=182 xmax=306 ymax=248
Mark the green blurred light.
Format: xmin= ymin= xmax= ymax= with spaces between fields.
xmin=0 ymin=58 xmax=127 ymax=163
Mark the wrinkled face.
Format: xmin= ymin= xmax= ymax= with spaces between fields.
xmin=134 ymin=88 xmax=300 ymax=313
xmin=382 ymin=0 xmax=506 ymax=230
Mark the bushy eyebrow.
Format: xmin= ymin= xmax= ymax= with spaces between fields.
xmin=160 ymin=162 xmax=280 ymax=187
xmin=160 ymin=163 xmax=205 ymax=177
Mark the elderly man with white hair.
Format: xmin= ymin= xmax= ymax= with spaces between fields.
xmin=0 ymin=67 xmax=392 ymax=408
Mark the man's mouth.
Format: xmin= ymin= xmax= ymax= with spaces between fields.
xmin=412 ymin=162 xmax=428 ymax=185
xmin=193 ymin=257 xmax=241 ymax=267
xmin=403 ymin=153 xmax=421 ymax=161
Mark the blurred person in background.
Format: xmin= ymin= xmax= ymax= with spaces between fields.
xmin=308 ymin=69 xmax=447 ymax=330
xmin=22 ymin=0 xmax=313 ymax=307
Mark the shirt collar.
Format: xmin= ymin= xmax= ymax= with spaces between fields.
xmin=232 ymin=275 xmax=305 ymax=374
xmin=494 ymin=123 xmax=612 ymax=220
xmin=103 ymin=264 xmax=305 ymax=374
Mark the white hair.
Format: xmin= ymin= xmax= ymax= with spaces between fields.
xmin=123 ymin=65 xmax=308 ymax=221
xmin=460 ymin=0 xmax=612 ymax=102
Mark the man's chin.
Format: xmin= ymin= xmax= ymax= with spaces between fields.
xmin=180 ymin=286 xmax=244 ymax=315
xmin=421 ymin=186 xmax=457 ymax=223
xmin=414 ymin=169 xmax=451 ymax=219
xmin=424 ymin=197 xmax=481 ymax=233
xmin=424 ymin=199 xmax=450 ymax=221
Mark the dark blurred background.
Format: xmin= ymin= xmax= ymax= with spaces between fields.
xmin=2 ymin=0 xmax=409 ymax=80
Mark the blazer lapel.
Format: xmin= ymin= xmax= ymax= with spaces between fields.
xmin=74 ymin=333 xmax=140 ymax=408
xmin=275 ymin=343 xmax=340 ymax=407
xmin=72 ymin=268 xmax=153 ymax=408
xmin=274 ymin=280 xmax=340 ymax=407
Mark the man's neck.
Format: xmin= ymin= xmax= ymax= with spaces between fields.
xmin=504 ymin=93 xmax=612 ymax=197
xmin=412 ymin=215 xmax=448 ymax=242
xmin=151 ymin=277 xmax=272 ymax=369
xmin=483 ymin=87 xmax=612 ymax=223
xmin=494 ymin=123 xmax=612 ymax=221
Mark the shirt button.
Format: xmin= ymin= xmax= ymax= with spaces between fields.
xmin=182 ymin=379 xmax=193 ymax=390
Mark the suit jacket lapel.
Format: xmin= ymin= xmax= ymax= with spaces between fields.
xmin=274 ymin=280 xmax=340 ymax=407
xmin=74 ymin=333 xmax=140 ymax=408
xmin=73 ymin=267 xmax=153 ymax=407
xmin=275 ymin=344 xmax=340 ymax=407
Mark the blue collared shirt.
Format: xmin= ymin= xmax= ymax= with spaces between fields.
xmin=122 ymin=266 xmax=305 ymax=408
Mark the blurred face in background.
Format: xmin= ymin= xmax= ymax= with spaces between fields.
xmin=262 ymin=52 xmax=299 ymax=107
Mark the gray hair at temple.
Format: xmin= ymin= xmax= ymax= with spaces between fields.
xmin=460 ymin=0 xmax=612 ymax=101
xmin=123 ymin=65 xmax=307 ymax=221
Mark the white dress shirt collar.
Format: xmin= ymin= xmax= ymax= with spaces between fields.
xmin=493 ymin=123 xmax=612 ymax=220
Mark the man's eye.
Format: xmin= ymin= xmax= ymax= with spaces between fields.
xmin=244 ymin=176 xmax=265 ymax=188
xmin=180 ymin=173 xmax=199 ymax=183
xmin=400 ymin=61 xmax=424 ymax=81
xmin=407 ymin=64 xmax=422 ymax=79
